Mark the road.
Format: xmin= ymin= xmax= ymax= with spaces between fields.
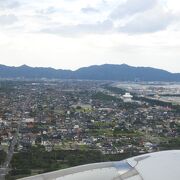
xmin=0 ymin=95 xmax=31 ymax=179
xmin=0 ymin=120 xmax=21 ymax=180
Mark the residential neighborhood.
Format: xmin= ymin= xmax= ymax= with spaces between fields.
xmin=0 ymin=80 xmax=180 ymax=179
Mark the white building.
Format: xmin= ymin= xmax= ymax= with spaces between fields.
xmin=122 ymin=93 xmax=133 ymax=102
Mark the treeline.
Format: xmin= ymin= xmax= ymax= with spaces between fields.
xmin=134 ymin=96 xmax=180 ymax=112
xmin=160 ymin=138 xmax=180 ymax=150
xmin=133 ymin=96 xmax=172 ymax=106
xmin=102 ymin=85 xmax=126 ymax=95
xmin=0 ymin=150 xmax=6 ymax=164
xmin=92 ymin=92 xmax=121 ymax=102
xmin=6 ymin=146 xmax=134 ymax=180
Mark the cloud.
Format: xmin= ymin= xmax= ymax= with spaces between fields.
xmin=110 ymin=0 xmax=157 ymax=19
xmin=41 ymin=19 xmax=113 ymax=36
xmin=81 ymin=6 xmax=99 ymax=14
xmin=0 ymin=0 xmax=179 ymax=36
xmin=0 ymin=14 xmax=18 ymax=26
xmin=37 ymin=6 xmax=58 ymax=15
xmin=0 ymin=0 xmax=20 ymax=9
xmin=118 ymin=8 xmax=175 ymax=34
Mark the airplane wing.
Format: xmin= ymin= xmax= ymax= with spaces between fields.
xmin=18 ymin=150 xmax=180 ymax=180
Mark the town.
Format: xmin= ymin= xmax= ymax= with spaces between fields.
xmin=0 ymin=80 xmax=180 ymax=179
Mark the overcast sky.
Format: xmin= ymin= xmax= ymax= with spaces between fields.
xmin=0 ymin=0 xmax=180 ymax=72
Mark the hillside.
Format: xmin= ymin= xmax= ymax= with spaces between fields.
xmin=0 ymin=64 xmax=179 ymax=81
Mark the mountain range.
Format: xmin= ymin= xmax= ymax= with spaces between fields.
xmin=0 ymin=64 xmax=180 ymax=81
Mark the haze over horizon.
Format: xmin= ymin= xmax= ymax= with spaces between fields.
xmin=1 ymin=0 xmax=180 ymax=72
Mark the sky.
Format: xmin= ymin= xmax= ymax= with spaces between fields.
xmin=0 ymin=0 xmax=180 ymax=72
